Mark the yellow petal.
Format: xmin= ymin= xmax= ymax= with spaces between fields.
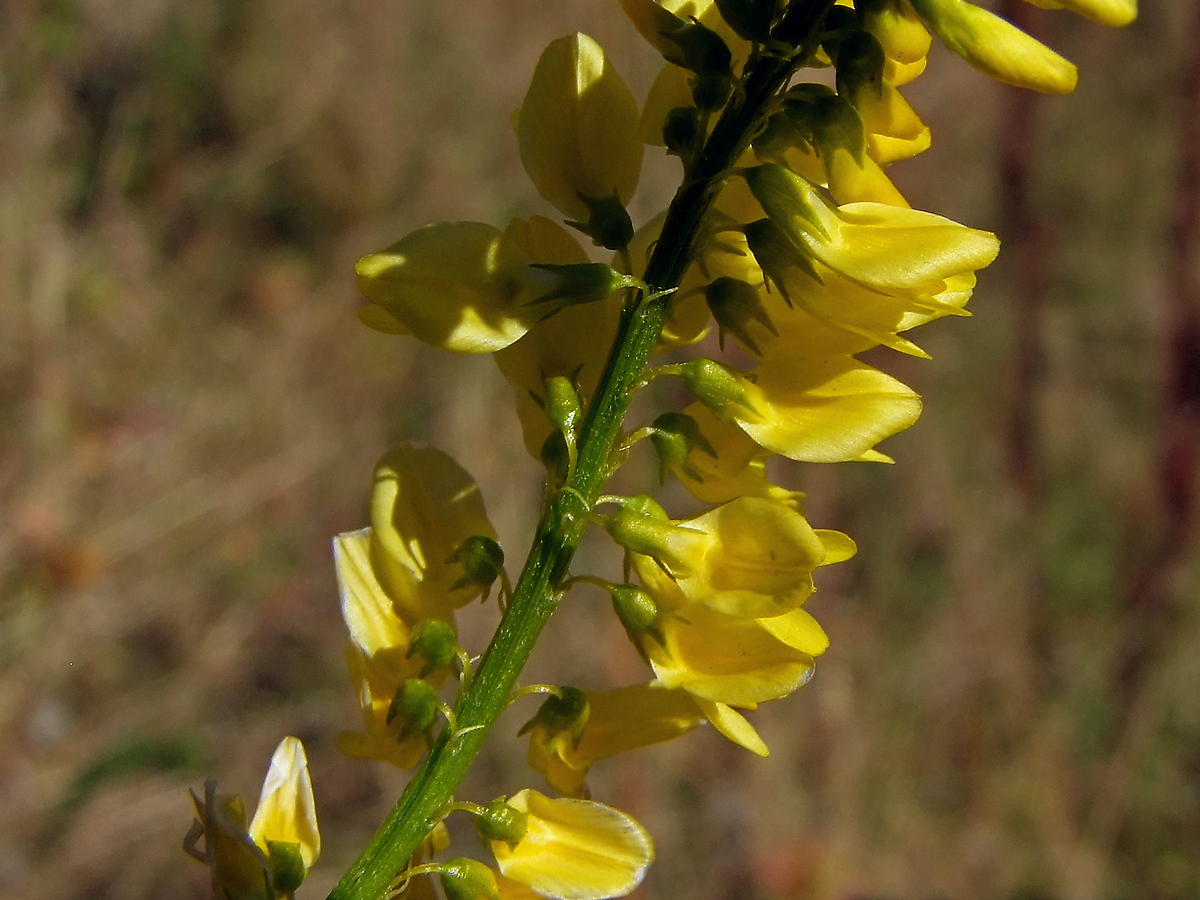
xmin=692 ymin=698 xmax=769 ymax=756
xmin=333 ymin=528 xmax=410 ymax=657
xmin=909 ymin=0 xmax=1078 ymax=93
xmin=493 ymin=790 xmax=654 ymax=900
xmin=248 ymin=737 xmax=321 ymax=870
xmin=1024 ymin=0 xmax=1136 ymax=27
xmin=518 ymin=33 xmax=643 ymax=220
xmin=356 ymin=222 xmax=537 ymax=353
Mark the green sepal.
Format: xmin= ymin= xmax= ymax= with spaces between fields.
xmin=714 ymin=0 xmax=780 ymax=43
xmin=565 ymin=192 xmax=635 ymax=251
xmin=678 ymin=358 xmax=760 ymax=418
xmin=518 ymin=686 xmax=590 ymax=749
xmin=265 ymin=840 xmax=307 ymax=895
xmin=650 ymin=411 xmax=717 ymax=485
xmin=475 ymin=799 xmax=529 ymax=849
xmin=664 ymin=105 xmax=703 ymax=158
xmin=447 ymin=535 xmax=506 ymax=600
xmin=743 ymin=218 xmax=822 ymax=306
xmin=607 ymin=584 xmax=666 ymax=661
xmin=660 ymin=19 xmax=734 ymax=78
xmin=833 ymin=30 xmax=886 ymax=104
xmin=743 ymin=163 xmax=833 ymax=245
xmin=407 ymin=618 xmax=461 ymax=677
xmin=525 ymin=262 xmax=641 ymax=309
xmin=387 ymin=678 xmax=440 ymax=740
xmin=440 ymin=858 xmax=501 ymax=900
xmin=704 ymin=276 xmax=778 ymax=355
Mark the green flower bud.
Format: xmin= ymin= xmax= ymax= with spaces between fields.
xmin=407 ymin=618 xmax=461 ymax=676
xmin=518 ymin=686 xmax=590 ymax=748
xmin=440 ymin=857 xmax=501 ymax=900
xmin=265 ymin=840 xmax=307 ymax=894
xmin=678 ymin=358 xmax=761 ymax=419
xmin=603 ymin=505 xmax=698 ymax=575
xmin=704 ymin=277 xmax=778 ymax=356
xmin=387 ymin=678 xmax=440 ymax=739
xmin=525 ymin=262 xmax=640 ymax=309
xmin=567 ymin=192 xmax=635 ymax=251
xmin=475 ymin=798 xmax=529 ymax=848
xmin=650 ymin=411 xmax=717 ymax=484
xmin=743 ymin=218 xmax=821 ymax=306
xmin=447 ymin=535 xmax=506 ymax=600
xmin=714 ymin=0 xmax=779 ymax=43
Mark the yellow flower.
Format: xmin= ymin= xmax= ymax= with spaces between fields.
xmin=860 ymin=0 xmax=933 ymax=85
xmin=618 ymin=0 xmax=750 ymax=73
xmin=523 ymin=684 xmax=705 ymax=797
xmin=488 ymin=790 xmax=654 ymax=900
xmin=517 ymin=34 xmax=643 ymax=236
xmin=333 ymin=528 xmax=433 ymax=769
xmin=369 ymin=444 xmax=498 ymax=624
xmin=745 ymin=163 xmax=1000 ymax=290
xmin=656 ymin=404 xmax=800 ymax=507
xmin=641 ymin=604 xmax=829 ymax=706
xmin=625 ymin=495 xmax=855 ymax=618
xmin=185 ymin=737 xmax=320 ymax=900
xmin=356 ymin=221 xmax=546 ymax=353
xmin=907 ymin=0 xmax=1078 ymax=93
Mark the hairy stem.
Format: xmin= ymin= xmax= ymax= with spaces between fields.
xmin=326 ymin=4 xmax=834 ymax=898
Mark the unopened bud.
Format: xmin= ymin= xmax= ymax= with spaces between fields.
xmin=541 ymin=376 xmax=583 ymax=437
xmin=475 ymin=798 xmax=529 ymax=848
xmin=704 ymin=277 xmax=778 ymax=355
xmin=691 ymin=72 xmax=734 ymax=112
xmin=608 ymin=583 xmax=665 ymax=654
xmin=663 ymin=106 xmax=702 ymax=157
xmin=440 ymin=858 xmax=501 ymax=900
xmin=447 ymin=535 xmax=505 ymax=600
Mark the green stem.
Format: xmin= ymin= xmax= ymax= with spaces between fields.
xmin=326 ymin=4 xmax=833 ymax=898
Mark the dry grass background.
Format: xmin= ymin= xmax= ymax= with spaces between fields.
xmin=1 ymin=1 xmax=1197 ymax=899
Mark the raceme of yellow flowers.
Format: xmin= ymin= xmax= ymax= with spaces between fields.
xmin=184 ymin=1 xmax=1135 ymax=899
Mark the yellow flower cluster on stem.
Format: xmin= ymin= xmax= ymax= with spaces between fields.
xmin=186 ymin=2 xmax=1135 ymax=899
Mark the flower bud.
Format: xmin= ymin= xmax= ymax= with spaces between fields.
xmin=663 ymin=106 xmax=702 ymax=158
xmin=440 ymin=858 xmax=501 ymax=900
xmin=476 ymin=799 xmax=530 ymax=848
xmin=387 ymin=678 xmax=440 ymax=740
xmin=541 ymin=376 xmax=584 ymax=437
xmin=678 ymin=358 xmax=762 ymax=420
xmin=446 ymin=535 xmax=506 ymax=600
xmin=705 ymin=277 xmax=778 ymax=355
xmin=660 ymin=20 xmax=734 ymax=78
xmin=908 ymin=0 xmax=1077 ymax=93
xmin=407 ymin=618 xmax=461 ymax=677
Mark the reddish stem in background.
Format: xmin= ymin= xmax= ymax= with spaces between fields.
xmin=1113 ymin=0 xmax=1200 ymax=715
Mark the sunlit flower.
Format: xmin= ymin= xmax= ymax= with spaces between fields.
xmin=517 ymin=33 xmax=643 ymax=243
xmin=356 ymin=221 xmax=548 ymax=353
xmin=487 ymin=790 xmax=654 ymax=900
xmin=185 ymin=737 xmax=320 ymax=900
xmin=522 ymin=684 xmax=705 ymax=797
xmin=908 ymin=0 xmax=1078 ymax=93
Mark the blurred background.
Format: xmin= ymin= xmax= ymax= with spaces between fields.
xmin=1 ymin=1 xmax=1196 ymax=898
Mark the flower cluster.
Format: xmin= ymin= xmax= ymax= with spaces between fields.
xmin=187 ymin=1 xmax=1135 ymax=898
